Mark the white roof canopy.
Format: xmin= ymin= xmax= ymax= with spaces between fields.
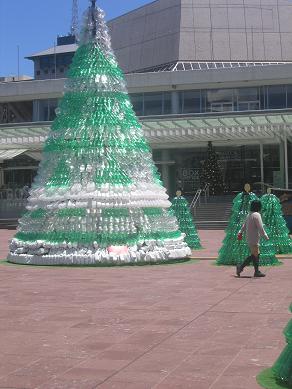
xmin=0 ymin=112 xmax=292 ymax=150
xmin=0 ymin=149 xmax=27 ymax=160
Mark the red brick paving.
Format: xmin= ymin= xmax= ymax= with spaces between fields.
xmin=0 ymin=229 xmax=291 ymax=389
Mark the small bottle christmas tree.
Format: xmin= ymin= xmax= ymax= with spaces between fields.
xmin=170 ymin=191 xmax=202 ymax=250
xmin=8 ymin=1 xmax=191 ymax=265
xmin=257 ymin=303 xmax=292 ymax=389
xmin=261 ymin=191 xmax=292 ymax=255
xmin=200 ymin=141 xmax=224 ymax=195
xmin=217 ymin=185 xmax=279 ymax=266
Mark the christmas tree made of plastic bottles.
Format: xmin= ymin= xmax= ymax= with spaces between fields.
xmin=261 ymin=192 xmax=292 ymax=255
xmin=8 ymin=1 xmax=191 ymax=266
xmin=216 ymin=186 xmax=279 ymax=266
xmin=170 ymin=192 xmax=202 ymax=250
xmin=257 ymin=303 xmax=292 ymax=389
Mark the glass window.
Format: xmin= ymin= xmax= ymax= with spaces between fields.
xmin=209 ymin=63 xmax=216 ymax=69
xmin=130 ymin=93 xmax=144 ymax=116
xmin=57 ymin=53 xmax=74 ymax=66
xmin=38 ymin=99 xmax=58 ymax=121
xmin=184 ymin=63 xmax=192 ymax=70
xmin=206 ymin=89 xmax=234 ymax=112
xmin=260 ymin=86 xmax=266 ymax=109
xmin=263 ymin=145 xmax=281 ymax=187
xmin=182 ymin=90 xmax=201 ymax=113
xmin=211 ymin=103 xmax=234 ymax=112
xmin=237 ymin=87 xmax=259 ymax=102
xmin=235 ymin=87 xmax=260 ymax=111
xmin=163 ymin=92 xmax=171 ymax=115
xmin=0 ymin=102 xmax=33 ymax=124
xmin=268 ymin=85 xmax=287 ymax=109
xmin=287 ymin=85 xmax=292 ymax=108
xmin=144 ymin=93 xmax=163 ymax=116
xmin=48 ymin=99 xmax=58 ymax=121
xmin=40 ymin=56 xmax=54 ymax=69
xmin=288 ymin=140 xmax=292 ymax=188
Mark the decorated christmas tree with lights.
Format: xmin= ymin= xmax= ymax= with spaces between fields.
xmin=200 ymin=141 xmax=224 ymax=195
xmin=8 ymin=1 xmax=191 ymax=266
xmin=217 ymin=186 xmax=279 ymax=266
xmin=261 ymin=192 xmax=292 ymax=255
xmin=170 ymin=192 xmax=202 ymax=250
xmin=257 ymin=303 xmax=292 ymax=389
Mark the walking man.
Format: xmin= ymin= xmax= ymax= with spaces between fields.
xmin=236 ymin=200 xmax=269 ymax=278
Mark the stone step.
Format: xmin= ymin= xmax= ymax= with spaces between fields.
xmin=196 ymin=221 xmax=228 ymax=230
xmin=0 ymin=219 xmax=18 ymax=230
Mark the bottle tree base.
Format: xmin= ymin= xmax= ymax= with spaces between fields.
xmin=8 ymin=237 xmax=191 ymax=266
xmin=257 ymin=368 xmax=291 ymax=389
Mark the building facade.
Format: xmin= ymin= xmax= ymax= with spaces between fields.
xmin=1 ymin=0 xmax=292 ymax=202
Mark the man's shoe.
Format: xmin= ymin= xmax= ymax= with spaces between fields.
xmin=236 ymin=264 xmax=242 ymax=277
xmin=254 ymin=271 xmax=266 ymax=278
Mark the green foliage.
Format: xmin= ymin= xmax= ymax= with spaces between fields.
xmin=57 ymin=208 xmax=87 ymax=217
xmin=46 ymin=158 xmax=71 ymax=188
xmin=217 ymin=192 xmax=279 ymax=266
xmin=170 ymin=196 xmax=201 ymax=250
xmin=261 ymin=194 xmax=292 ymax=255
xmin=200 ymin=142 xmax=224 ymax=195
xmin=102 ymin=208 xmax=129 ymax=217
xmin=143 ymin=208 xmax=163 ymax=216
xmin=10 ymin=7 xmax=186 ymax=260
xmin=272 ymin=306 xmax=292 ymax=387
xmin=30 ymin=209 xmax=47 ymax=219
xmin=94 ymin=157 xmax=132 ymax=186
xmin=15 ymin=230 xmax=181 ymax=247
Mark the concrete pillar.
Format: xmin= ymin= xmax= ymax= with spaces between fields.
xmin=0 ymin=167 xmax=4 ymax=187
xmin=171 ymin=91 xmax=180 ymax=114
xmin=279 ymin=140 xmax=285 ymax=188
xmin=161 ymin=150 xmax=170 ymax=194
xmin=32 ymin=100 xmax=39 ymax=122
xmin=260 ymin=143 xmax=264 ymax=188
xmin=284 ymin=134 xmax=289 ymax=189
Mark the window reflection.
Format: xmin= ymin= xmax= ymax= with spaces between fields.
xmin=129 ymin=84 xmax=292 ymax=116
xmin=182 ymin=91 xmax=201 ymax=113
xmin=268 ymin=86 xmax=286 ymax=109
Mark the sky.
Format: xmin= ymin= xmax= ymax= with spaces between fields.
xmin=0 ymin=0 xmax=152 ymax=77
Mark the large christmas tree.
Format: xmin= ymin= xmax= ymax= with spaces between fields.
xmin=200 ymin=141 xmax=224 ymax=195
xmin=170 ymin=193 xmax=202 ymax=250
xmin=8 ymin=2 xmax=191 ymax=266
xmin=217 ymin=190 xmax=279 ymax=266
xmin=261 ymin=193 xmax=292 ymax=255
xmin=257 ymin=303 xmax=292 ymax=388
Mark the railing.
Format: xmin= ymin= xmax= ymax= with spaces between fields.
xmin=253 ymin=182 xmax=292 ymax=195
xmin=190 ymin=184 xmax=210 ymax=212
xmin=190 ymin=188 xmax=202 ymax=210
xmin=202 ymin=183 xmax=210 ymax=203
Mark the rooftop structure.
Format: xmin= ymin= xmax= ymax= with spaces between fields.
xmin=108 ymin=0 xmax=292 ymax=73
xmin=1 ymin=0 xmax=292 ymax=201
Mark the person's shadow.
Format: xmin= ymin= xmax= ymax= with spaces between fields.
xmin=233 ymin=275 xmax=253 ymax=279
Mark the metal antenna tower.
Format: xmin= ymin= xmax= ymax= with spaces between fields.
xmin=70 ymin=0 xmax=79 ymax=37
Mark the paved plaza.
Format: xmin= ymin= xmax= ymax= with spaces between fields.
xmin=0 ymin=229 xmax=291 ymax=389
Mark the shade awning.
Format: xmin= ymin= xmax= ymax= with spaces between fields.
xmin=0 ymin=149 xmax=27 ymax=160
xmin=1 ymin=112 xmax=292 ymax=148
xmin=25 ymin=151 xmax=43 ymax=161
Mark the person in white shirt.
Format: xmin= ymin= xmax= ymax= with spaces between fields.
xmin=236 ymin=200 xmax=269 ymax=278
